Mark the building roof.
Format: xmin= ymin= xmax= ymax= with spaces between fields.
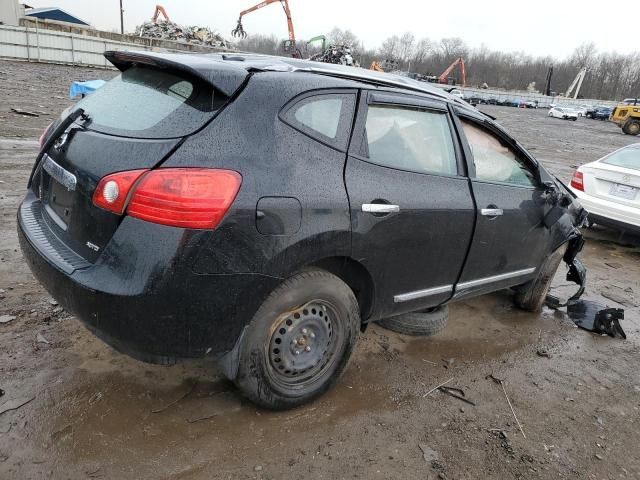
xmin=25 ymin=7 xmax=90 ymax=26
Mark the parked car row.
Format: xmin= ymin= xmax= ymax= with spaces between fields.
xmin=464 ymin=96 xmax=540 ymax=108
xmin=548 ymin=106 xmax=579 ymax=120
xmin=463 ymin=95 xmax=617 ymax=120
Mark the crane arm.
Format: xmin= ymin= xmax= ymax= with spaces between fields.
xmin=307 ymin=35 xmax=327 ymax=51
xmin=280 ymin=0 xmax=295 ymax=41
xmin=151 ymin=5 xmax=170 ymax=23
xmin=438 ymin=57 xmax=466 ymax=86
xmin=565 ymin=67 xmax=587 ymax=98
xmin=232 ymin=0 xmax=295 ymax=41
xmin=238 ymin=0 xmax=281 ymax=19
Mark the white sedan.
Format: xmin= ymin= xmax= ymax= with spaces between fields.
xmin=549 ymin=107 xmax=578 ymax=120
xmin=569 ymin=144 xmax=640 ymax=233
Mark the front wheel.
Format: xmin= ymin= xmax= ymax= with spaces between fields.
xmin=233 ymin=269 xmax=360 ymax=410
xmin=514 ymin=245 xmax=567 ymax=312
xmin=622 ymin=119 xmax=640 ymax=135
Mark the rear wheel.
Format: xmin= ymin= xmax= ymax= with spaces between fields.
xmin=378 ymin=305 xmax=449 ymax=336
xmin=514 ymin=245 xmax=567 ymax=312
xmin=233 ymin=269 xmax=360 ymax=410
xmin=622 ymin=119 xmax=640 ymax=135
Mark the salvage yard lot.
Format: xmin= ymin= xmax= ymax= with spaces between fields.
xmin=1 ymin=60 xmax=639 ymax=479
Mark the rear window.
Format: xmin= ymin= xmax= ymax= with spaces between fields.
xmin=601 ymin=148 xmax=640 ymax=171
xmin=73 ymin=66 xmax=226 ymax=139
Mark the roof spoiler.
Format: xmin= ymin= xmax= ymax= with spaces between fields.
xmin=104 ymin=51 xmax=249 ymax=97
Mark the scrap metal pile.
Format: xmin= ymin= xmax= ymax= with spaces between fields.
xmin=310 ymin=44 xmax=356 ymax=66
xmin=135 ymin=21 xmax=229 ymax=48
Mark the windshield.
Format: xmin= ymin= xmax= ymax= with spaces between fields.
xmin=73 ymin=66 xmax=226 ymax=139
xmin=601 ymin=147 xmax=640 ymax=171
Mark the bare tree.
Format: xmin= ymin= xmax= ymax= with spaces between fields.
xmin=398 ymin=32 xmax=416 ymax=66
xmin=327 ymin=28 xmax=359 ymax=46
xmin=236 ymin=31 xmax=640 ymax=100
xmin=379 ymin=35 xmax=401 ymax=62
xmin=439 ymin=37 xmax=468 ymax=60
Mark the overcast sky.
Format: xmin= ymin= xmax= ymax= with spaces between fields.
xmin=27 ymin=0 xmax=632 ymax=58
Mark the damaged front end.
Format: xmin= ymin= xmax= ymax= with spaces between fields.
xmin=542 ymin=175 xmax=626 ymax=339
xmin=540 ymin=173 xmax=588 ymax=301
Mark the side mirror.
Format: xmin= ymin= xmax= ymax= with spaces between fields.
xmin=542 ymin=180 xmax=561 ymax=206
xmin=543 ymin=180 xmax=558 ymax=193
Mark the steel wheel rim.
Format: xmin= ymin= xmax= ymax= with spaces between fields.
xmin=266 ymin=300 xmax=342 ymax=388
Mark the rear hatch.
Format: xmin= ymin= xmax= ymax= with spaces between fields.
xmin=582 ymin=147 xmax=640 ymax=208
xmin=29 ymin=52 xmax=248 ymax=263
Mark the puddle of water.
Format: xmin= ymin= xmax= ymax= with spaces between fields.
xmin=404 ymin=292 xmax=544 ymax=362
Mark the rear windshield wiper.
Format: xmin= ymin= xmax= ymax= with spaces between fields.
xmin=28 ymin=108 xmax=85 ymax=188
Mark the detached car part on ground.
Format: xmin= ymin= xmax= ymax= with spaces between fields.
xmin=18 ymin=51 xmax=587 ymax=410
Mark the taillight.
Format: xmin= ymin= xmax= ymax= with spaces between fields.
xmin=93 ymin=168 xmax=241 ymax=229
xmin=570 ymin=170 xmax=584 ymax=191
xmin=126 ymin=168 xmax=242 ymax=229
xmin=39 ymin=123 xmax=52 ymax=149
xmin=93 ymin=169 xmax=149 ymax=214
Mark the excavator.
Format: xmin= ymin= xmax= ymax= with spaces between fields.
xmin=438 ymin=57 xmax=466 ymax=86
xmin=306 ymin=35 xmax=327 ymax=53
xmin=151 ymin=4 xmax=170 ymax=23
xmin=369 ymin=59 xmax=398 ymax=73
xmin=231 ymin=0 xmax=301 ymax=58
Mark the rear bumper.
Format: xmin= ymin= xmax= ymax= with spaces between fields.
xmin=18 ymin=193 xmax=279 ymax=364
xmin=569 ymin=188 xmax=640 ymax=233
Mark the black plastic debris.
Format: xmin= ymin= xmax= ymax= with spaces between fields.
xmin=567 ymin=301 xmax=626 ymax=339
xmin=545 ymin=256 xmax=626 ymax=339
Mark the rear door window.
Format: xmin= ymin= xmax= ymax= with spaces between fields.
xmin=73 ymin=66 xmax=226 ymax=139
xmin=461 ymin=120 xmax=536 ymax=187
xmin=363 ymin=105 xmax=458 ymax=176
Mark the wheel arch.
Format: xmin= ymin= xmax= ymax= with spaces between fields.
xmin=306 ymin=256 xmax=376 ymax=322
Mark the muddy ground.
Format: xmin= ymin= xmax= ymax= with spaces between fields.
xmin=1 ymin=60 xmax=639 ymax=480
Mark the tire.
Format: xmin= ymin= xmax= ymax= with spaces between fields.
xmin=571 ymin=117 xmax=577 ymax=121
xmin=233 ymin=269 xmax=360 ymax=410
xmin=378 ymin=305 xmax=449 ymax=336
xmin=622 ymin=119 xmax=640 ymax=135
xmin=548 ymin=112 xmax=553 ymax=117
xmin=514 ymin=245 xmax=567 ymax=312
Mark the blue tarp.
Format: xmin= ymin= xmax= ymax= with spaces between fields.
xmin=69 ymin=80 xmax=106 ymax=99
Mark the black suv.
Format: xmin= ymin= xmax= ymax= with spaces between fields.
xmin=18 ymin=52 xmax=586 ymax=409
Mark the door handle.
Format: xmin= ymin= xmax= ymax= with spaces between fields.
xmin=481 ymin=208 xmax=503 ymax=216
xmin=362 ymin=203 xmax=400 ymax=214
